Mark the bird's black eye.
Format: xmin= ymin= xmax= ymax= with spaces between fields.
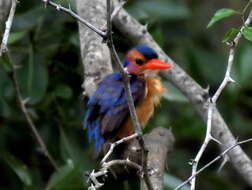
xmin=135 ymin=58 xmax=144 ymax=65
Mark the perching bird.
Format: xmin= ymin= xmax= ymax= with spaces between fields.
xmin=84 ymin=46 xmax=172 ymax=152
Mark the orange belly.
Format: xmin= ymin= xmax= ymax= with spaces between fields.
xmin=116 ymin=76 xmax=166 ymax=139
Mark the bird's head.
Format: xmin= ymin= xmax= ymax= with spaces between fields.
xmin=124 ymin=46 xmax=172 ymax=75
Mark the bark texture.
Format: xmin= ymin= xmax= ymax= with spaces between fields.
xmin=76 ymin=0 xmax=112 ymax=96
xmin=140 ymin=128 xmax=174 ymax=190
xmin=122 ymin=127 xmax=175 ymax=190
xmin=113 ymin=6 xmax=252 ymax=186
xmin=0 ymin=0 xmax=11 ymax=36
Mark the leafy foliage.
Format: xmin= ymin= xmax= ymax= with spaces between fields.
xmin=241 ymin=26 xmax=252 ymax=42
xmin=222 ymin=28 xmax=239 ymax=42
xmin=207 ymin=8 xmax=240 ymax=28
xmin=2 ymin=152 xmax=32 ymax=186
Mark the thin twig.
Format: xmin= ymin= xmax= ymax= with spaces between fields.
xmin=0 ymin=0 xmax=17 ymax=56
xmin=110 ymin=0 xmax=126 ymax=21
xmin=102 ymin=159 xmax=142 ymax=170
xmin=105 ymin=0 xmax=153 ymax=189
xmin=88 ymin=159 xmax=142 ymax=190
xmin=41 ymin=0 xmax=107 ymax=38
xmin=212 ymin=7 xmax=252 ymax=103
xmin=175 ymin=138 xmax=252 ymax=190
xmin=1 ymin=0 xmax=58 ymax=171
xmin=8 ymin=58 xmax=58 ymax=170
xmin=101 ymin=133 xmax=139 ymax=164
xmin=190 ymin=100 xmax=221 ymax=189
xmin=190 ymin=7 xmax=252 ymax=190
xmin=112 ymin=4 xmax=252 ymax=186
xmin=101 ymin=0 xmax=127 ymax=31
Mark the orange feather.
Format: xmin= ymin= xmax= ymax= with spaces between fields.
xmin=115 ymin=76 xmax=166 ymax=139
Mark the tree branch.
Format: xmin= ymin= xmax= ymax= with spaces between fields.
xmin=87 ymin=127 xmax=175 ymax=190
xmin=101 ymin=133 xmax=139 ymax=164
xmin=139 ymin=128 xmax=174 ymax=190
xmin=105 ymin=1 xmax=153 ymax=189
xmin=122 ymin=128 xmax=175 ymax=190
xmin=88 ymin=159 xmax=142 ymax=190
xmin=0 ymin=0 xmax=17 ymax=56
xmin=1 ymin=0 xmax=58 ymax=171
xmin=190 ymin=101 xmax=219 ymax=190
xmin=0 ymin=0 xmax=11 ymax=35
xmin=8 ymin=57 xmax=58 ymax=170
xmin=212 ymin=8 xmax=252 ymax=103
xmin=75 ymin=0 xmax=113 ymax=96
xmin=112 ymin=3 xmax=252 ymax=186
xmin=190 ymin=7 xmax=252 ymax=189
xmin=175 ymin=138 xmax=252 ymax=190
xmin=42 ymin=0 xmax=106 ymax=38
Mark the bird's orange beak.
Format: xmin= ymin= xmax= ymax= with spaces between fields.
xmin=143 ymin=59 xmax=172 ymax=70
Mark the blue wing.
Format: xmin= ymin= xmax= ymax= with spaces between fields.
xmin=84 ymin=72 xmax=145 ymax=151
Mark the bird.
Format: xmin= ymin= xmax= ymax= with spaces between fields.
xmin=84 ymin=45 xmax=172 ymax=152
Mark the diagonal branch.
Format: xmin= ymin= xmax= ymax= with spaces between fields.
xmin=112 ymin=3 xmax=252 ymax=186
xmin=190 ymin=101 xmax=219 ymax=190
xmin=1 ymin=0 xmax=58 ymax=171
xmin=0 ymin=0 xmax=11 ymax=29
xmin=0 ymin=0 xmax=17 ymax=56
xmin=175 ymin=138 xmax=252 ymax=190
xmin=212 ymin=7 xmax=252 ymax=103
xmin=190 ymin=7 xmax=252 ymax=190
xmin=88 ymin=159 xmax=142 ymax=190
xmin=101 ymin=133 xmax=139 ymax=164
xmin=41 ymin=0 xmax=106 ymax=38
xmin=8 ymin=57 xmax=58 ymax=170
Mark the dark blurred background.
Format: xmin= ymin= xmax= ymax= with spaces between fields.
xmin=0 ymin=0 xmax=252 ymax=189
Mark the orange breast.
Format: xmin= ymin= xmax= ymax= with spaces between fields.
xmin=115 ymin=76 xmax=166 ymax=139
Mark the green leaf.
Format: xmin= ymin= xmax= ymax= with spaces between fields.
xmin=241 ymin=26 xmax=252 ymax=42
xmin=45 ymin=159 xmax=76 ymax=190
xmin=60 ymin=127 xmax=81 ymax=163
xmin=8 ymin=31 xmax=28 ymax=44
xmin=222 ymin=28 xmax=239 ymax=42
xmin=16 ymin=53 xmax=48 ymax=104
xmin=207 ymin=8 xmax=240 ymax=28
xmin=0 ymin=65 xmax=15 ymax=118
xmin=59 ymin=127 xmax=94 ymax=171
xmin=2 ymin=152 xmax=32 ymax=186
xmin=53 ymin=85 xmax=73 ymax=99
xmin=60 ymin=127 xmax=74 ymax=162
xmin=0 ymin=97 xmax=12 ymax=117
xmin=0 ymin=52 xmax=13 ymax=73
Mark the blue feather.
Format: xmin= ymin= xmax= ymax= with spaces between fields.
xmin=84 ymin=72 xmax=145 ymax=151
xmin=132 ymin=46 xmax=158 ymax=60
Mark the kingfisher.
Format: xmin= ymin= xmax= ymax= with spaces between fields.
xmin=84 ymin=46 xmax=172 ymax=152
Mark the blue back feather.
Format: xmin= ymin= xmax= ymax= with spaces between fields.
xmin=84 ymin=72 xmax=145 ymax=151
